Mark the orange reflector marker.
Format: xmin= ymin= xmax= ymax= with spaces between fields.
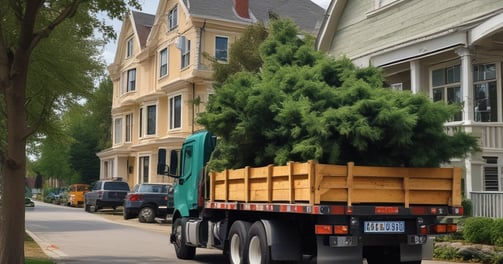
xmin=447 ymin=224 xmax=457 ymax=233
xmin=334 ymin=225 xmax=349 ymax=235
xmin=431 ymin=224 xmax=447 ymax=233
xmin=346 ymin=206 xmax=353 ymax=214
xmin=430 ymin=208 xmax=438 ymax=214
xmin=375 ymin=206 xmax=399 ymax=215
xmin=315 ymin=225 xmax=333 ymax=235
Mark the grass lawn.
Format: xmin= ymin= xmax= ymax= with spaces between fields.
xmin=25 ymin=232 xmax=55 ymax=264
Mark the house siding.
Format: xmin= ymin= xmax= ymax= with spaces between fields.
xmin=330 ymin=0 xmax=503 ymax=60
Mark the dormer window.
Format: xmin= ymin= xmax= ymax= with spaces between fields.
xmin=168 ymin=5 xmax=178 ymax=31
xmin=126 ymin=37 xmax=134 ymax=58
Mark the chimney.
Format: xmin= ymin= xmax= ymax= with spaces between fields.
xmin=234 ymin=0 xmax=250 ymax=19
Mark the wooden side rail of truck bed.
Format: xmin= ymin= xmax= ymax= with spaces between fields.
xmin=209 ymin=161 xmax=462 ymax=207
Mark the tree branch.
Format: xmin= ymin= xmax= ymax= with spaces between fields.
xmin=23 ymin=95 xmax=58 ymax=140
xmin=29 ymin=0 xmax=87 ymax=53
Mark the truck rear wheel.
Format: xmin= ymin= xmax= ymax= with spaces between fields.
xmin=173 ymin=217 xmax=196 ymax=259
xmin=247 ymin=221 xmax=271 ymax=264
xmin=229 ymin=220 xmax=251 ymax=264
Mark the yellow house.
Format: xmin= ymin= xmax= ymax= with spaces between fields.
xmin=97 ymin=0 xmax=325 ymax=188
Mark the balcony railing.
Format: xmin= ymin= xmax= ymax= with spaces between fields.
xmin=444 ymin=122 xmax=503 ymax=150
xmin=471 ymin=191 xmax=503 ymax=218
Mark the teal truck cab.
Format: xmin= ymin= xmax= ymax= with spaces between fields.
xmin=158 ymin=131 xmax=463 ymax=264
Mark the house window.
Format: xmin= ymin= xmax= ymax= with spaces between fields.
xmin=147 ymin=105 xmax=156 ymax=135
xmin=104 ymin=160 xmax=114 ymax=179
xmin=159 ymin=48 xmax=168 ymax=77
xmin=431 ymin=65 xmax=462 ymax=121
xmin=169 ymin=95 xmax=182 ymax=129
xmin=125 ymin=113 xmax=133 ymax=142
xmin=126 ymin=37 xmax=134 ymax=58
xmin=122 ymin=69 xmax=136 ymax=93
xmin=168 ymin=5 xmax=178 ymax=31
xmin=483 ymin=157 xmax=499 ymax=191
xmin=474 ymin=63 xmax=497 ymax=122
xmin=139 ymin=156 xmax=150 ymax=183
xmin=181 ymin=39 xmax=191 ymax=68
xmin=114 ymin=118 xmax=122 ymax=144
xmin=215 ymin=36 xmax=229 ymax=62
xmin=139 ymin=108 xmax=143 ymax=137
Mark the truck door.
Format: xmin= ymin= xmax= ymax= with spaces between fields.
xmin=174 ymin=144 xmax=196 ymax=216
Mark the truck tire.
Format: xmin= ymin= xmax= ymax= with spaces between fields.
xmin=173 ymin=217 xmax=196 ymax=259
xmin=228 ymin=220 xmax=251 ymax=264
xmin=138 ymin=206 xmax=155 ymax=223
xmin=247 ymin=221 xmax=272 ymax=264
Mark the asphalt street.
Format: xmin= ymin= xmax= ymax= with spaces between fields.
xmin=26 ymin=201 xmax=467 ymax=264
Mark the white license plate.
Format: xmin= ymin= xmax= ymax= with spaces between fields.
xmin=364 ymin=221 xmax=405 ymax=233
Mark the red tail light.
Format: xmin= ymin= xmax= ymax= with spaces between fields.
xmin=419 ymin=225 xmax=428 ymax=235
xmin=447 ymin=224 xmax=457 ymax=233
xmin=431 ymin=224 xmax=447 ymax=233
xmin=315 ymin=225 xmax=333 ymax=235
xmin=334 ymin=225 xmax=349 ymax=235
xmin=128 ymin=194 xmax=143 ymax=201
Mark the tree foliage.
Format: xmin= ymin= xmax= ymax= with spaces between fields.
xmin=210 ymin=22 xmax=268 ymax=85
xmin=198 ymin=19 xmax=479 ymax=171
xmin=0 ymin=1 xmax=139 ymax=263
xmin=32 ymin=77 xmax=112 ymax=186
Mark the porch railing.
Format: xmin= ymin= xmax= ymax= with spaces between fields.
xmin=470 ymin=191 xmax=503 ymax=218
xmin=444 ymin=122 xmax=503 ymax=150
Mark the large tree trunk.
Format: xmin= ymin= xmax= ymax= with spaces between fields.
xmin=0 ymin=60 xmax=29 ymax=263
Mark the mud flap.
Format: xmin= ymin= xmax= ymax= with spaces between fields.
xmin=316 ymin=237 xmax=363 ymax=264
xmin=400 ymin=244 xmax=422 ymax=262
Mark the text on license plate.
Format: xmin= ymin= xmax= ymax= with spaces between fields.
xmin=364 ymin=221 xmax=405 ymax=233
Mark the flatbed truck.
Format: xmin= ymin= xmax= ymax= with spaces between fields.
xmin=157 ymin=131 xmax=463 ymax=264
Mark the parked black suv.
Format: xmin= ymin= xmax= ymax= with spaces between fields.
xmin=84 ymin=180 xmax=130 ymax=212
xmin=123 ymin=183 xmax=174 ymax=223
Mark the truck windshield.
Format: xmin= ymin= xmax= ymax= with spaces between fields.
xmin=103 ymin=182 xmax=130 ymax=191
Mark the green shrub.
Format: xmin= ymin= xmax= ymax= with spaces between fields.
xmin=463 ymin=217 xmax=494 ymax=244
xmin=434 ymin=245 xmax=461 ymax=260
xmin=492 ymin=219 xmax=503 ymax=247
xmin=462 ymin=199 xmax=472 ymax=217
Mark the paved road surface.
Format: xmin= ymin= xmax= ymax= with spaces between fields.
xmin=26 ymin=201 xmax=466 ymax=264
xmin=26 ymin=201 xmax=226 ymax=263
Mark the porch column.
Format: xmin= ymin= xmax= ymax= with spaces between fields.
xmin=455 ymin=47 xmax=474 ymax=123
xmin=410 ymin=60 xmax=421 ymax=94
xmin=455 ymin=47 xmax=474 ymax=199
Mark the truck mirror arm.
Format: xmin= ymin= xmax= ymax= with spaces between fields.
xmin=158 ymin=165 xmax=181 ymax=178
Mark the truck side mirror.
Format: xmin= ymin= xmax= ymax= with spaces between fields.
xmin=157 ymin=149 xmax=167 ymax=175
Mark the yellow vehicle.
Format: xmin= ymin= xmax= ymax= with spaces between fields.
xmin=67 ymin=184 xmax=90 ymax=207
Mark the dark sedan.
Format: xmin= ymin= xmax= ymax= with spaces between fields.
xmin=123 ymin=183 xmax=174 ymax=223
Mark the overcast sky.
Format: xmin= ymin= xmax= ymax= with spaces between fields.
xmin=101 ymin=0 xmax=331 ymax=64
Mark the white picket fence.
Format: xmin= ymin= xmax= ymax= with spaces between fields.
xmin=471 ymin=192 xmax=503 ymax=218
